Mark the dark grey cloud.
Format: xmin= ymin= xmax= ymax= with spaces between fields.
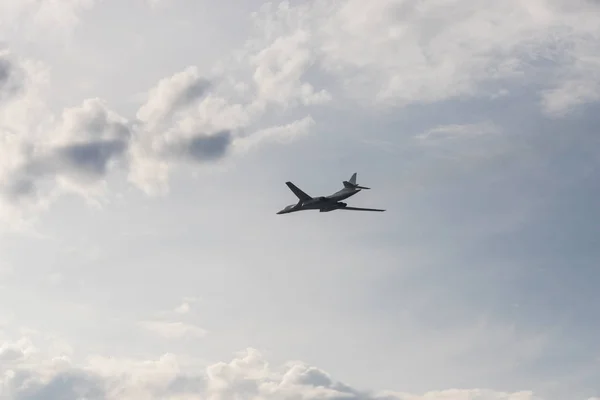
xmin=0 ymin=97 xmax=135 ymax=205
xmin=0 ymin=345 xmax=25 ymax=362
xmin=80 ymin=113 xmax=131 ymax=142
xmin=53 ymin=139 xmax=128 ymax=178
xmin=9 ymin=138 xmax=130 ymax=199
xmin=13 ymin=370 xmax=106 ymax=400
xmin=148 ymin=129 xmax=233 ymax=164
xmin=0 ymin=54 xmax=23 ymax=101
xmin=171 ymin=78 xmax=211 ymax=115
xmin=1 ymin=177 xmax=37 ymax=202
xmin=0 ymin=58 xmax=10 ymax=84
xmin=183 ymin=130 xmax=232 ymax=162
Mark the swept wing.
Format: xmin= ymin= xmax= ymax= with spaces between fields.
xmin=339 ymin=206 xmax=385 ymax=212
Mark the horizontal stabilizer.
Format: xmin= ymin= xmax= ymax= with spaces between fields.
xmin=339 ymin=206 xmax=385 ymax=212
xmin=343 ymin=181 xmax=370 ymax=189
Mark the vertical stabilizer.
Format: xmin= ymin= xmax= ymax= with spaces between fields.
xmin=343 ymin=172 xmax=370 ymax=189
xmin=349 ymin=173 xmax=357 ymax=185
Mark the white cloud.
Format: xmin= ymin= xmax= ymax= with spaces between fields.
xmin=0 ymin=336 xmax=557 ymax=400
xmin=174 ymin=303 xmax=190 ymax=315
xmin=136 ymin=66 xmax=211 ymax=131
xmin=0 ymin=0 xmax=97 ymax=40
xmin=541 ymin=77 xmax=600 ymax=117
xmin=0 ymin=50 xmax=50 ymax=134
xmin=170 ymin=297 xmax=200 ymax=315
xmin=233 ymin=115 xmax=316 ymax=152
xmin=250 ymin=29 xmax=332 ymax=108
xmin=242 ymin=0 xmax=600 ymax=113
xmin=416 ymin=122 xmax=501 ymax=142
xmin=1 ymin=97 xmax=132 ymax=214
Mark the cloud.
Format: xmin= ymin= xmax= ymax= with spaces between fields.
xmin=172 ymin=297 xmax=199 ymax=315
xmin=250 ymin=29 xmax=332 ymax=108
xmin=0 ymin=337 xmax=557 ymax=400
xmin=0 ymin=52 xmax=22 ymax=102
xmin=244 ymin=0 xmax=600 ymax=113
xmin=0 ymin=338 xmax=36 ymax=362
xmin=2 ymin=0 xmax=600 ymax=222
xmin=136 ymin=66 xmax=212 ymax=131
xmin=0 ymin=52 xmax=53 ymax=224
xmin=233 ymin=115 xmax=316 ymax=152
xmin=174 ymin=303 xmax=190 ymax=315
xmin=167 ymin=130 xmax=232 ymax=162
xmin=0 ymin=50 xmax=308 ymax=217
xmin=416 ymin=123 xmax=501 ymax=143
xmin=1 ymin=98 xmax=132 ymax=208
xmin=0 ymin=0 xmax=97 ymax=40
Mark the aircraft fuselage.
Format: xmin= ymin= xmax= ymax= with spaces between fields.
xmin=277 ymin=187 xmax=360 ymax=214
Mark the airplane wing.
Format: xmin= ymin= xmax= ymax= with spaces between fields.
xmin=285 ymin=181 xmax=312 ymax=201
xmin=339 ymin=206 xmax=385 ymax=212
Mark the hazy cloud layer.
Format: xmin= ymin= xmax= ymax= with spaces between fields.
xmin=0 ymin=336 xmax=550 ymax=400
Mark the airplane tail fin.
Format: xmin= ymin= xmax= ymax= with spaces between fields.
xmin=349 ymin=173 xmax=357 ymax=185
xmin=343 ymin=173 xmax=370 ymax=189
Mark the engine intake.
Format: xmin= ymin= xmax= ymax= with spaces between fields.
xmin=319 ymin=202 xmax=347 ymax=212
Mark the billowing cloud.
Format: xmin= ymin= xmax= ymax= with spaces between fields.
xmin=0 ymin=336 xmax=554 ymax=400
xmin=2 ymin=0 xmax=600 ymax=222
xmin=1 ymin=98 xmax=133 ymax=208
xmin=244 ymin=0 xmax=600 ymax=113
xmin=0 ymin=50 xmax=309 ymax=216
xmin=250 ymin=29 xmax=332 ymax=108
xmin=136 ymin=66 xmax=212 ymax=131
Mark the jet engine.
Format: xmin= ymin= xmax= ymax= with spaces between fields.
xmin=319 ymin=202 xmax=347 ymax=212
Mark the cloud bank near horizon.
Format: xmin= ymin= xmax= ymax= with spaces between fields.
xmin=0 ymin=334 xmax=552 ymax=400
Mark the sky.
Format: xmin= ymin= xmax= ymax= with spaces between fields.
xmin=0 ymin=0 xmax=599 ymax=399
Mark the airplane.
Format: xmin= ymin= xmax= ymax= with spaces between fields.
xmin=277 ymin=173 xmax=385 ymax=214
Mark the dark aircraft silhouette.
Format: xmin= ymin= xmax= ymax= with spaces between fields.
xmin=277 ymin=173 xmax=385 ymax=214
